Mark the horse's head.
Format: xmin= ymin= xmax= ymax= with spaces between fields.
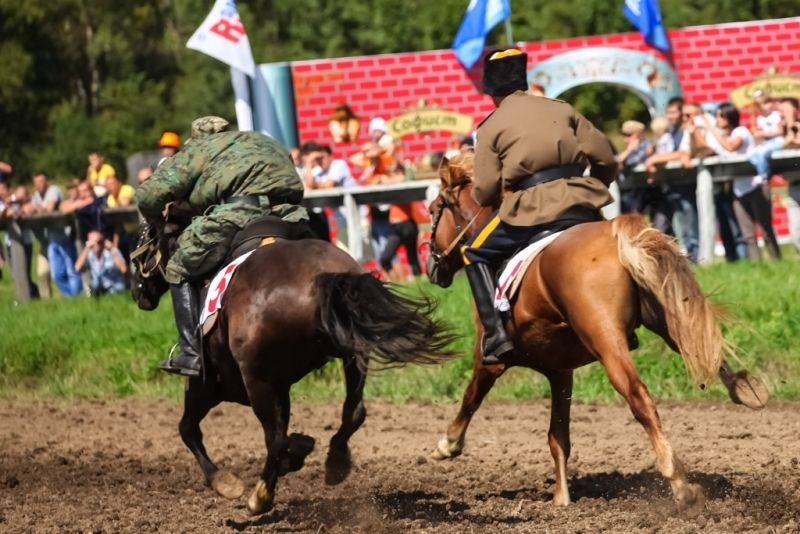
xmin=130 ymin=220 xmax=170 ymax=310
xmin=426 ymin=150 xmax=489 ymax=288
xmin=130 ymin=200 xmax=194 ymax=310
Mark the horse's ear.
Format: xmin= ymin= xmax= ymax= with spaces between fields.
xmin=438 ymin=156 xmax=450 ymax=182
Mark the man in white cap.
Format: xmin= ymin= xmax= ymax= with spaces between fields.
xmin=368 ymin=117 xmax=395 ymax=153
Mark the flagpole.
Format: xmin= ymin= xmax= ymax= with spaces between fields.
xmin=504 ymin=18 xmax=514 ymax=45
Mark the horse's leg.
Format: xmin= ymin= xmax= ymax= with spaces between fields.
xmin=643 ymin=302 xmax=768 ymax=409
xmin=589 ymin=333 xmax=702 ymax=511
xmin=718 ymin=359 xmax=768 ymax=409
xmin=243 ymin=379 xmax=292 ymax=515
xmin=325 ymin=355 xmax=367 ymax=485
xmin=179 ymin=376 xmax=245 ymax=499
xmin=545 ymin=370 xmax=573 ymax=506
xmin=434 ymin=340 xmax=506 ymax=459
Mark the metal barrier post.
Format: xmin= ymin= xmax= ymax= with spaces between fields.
xmin=695 ymin=165 xmax=716 ymax=264
xmin=343 ymin=193 xmax=363 ymax=262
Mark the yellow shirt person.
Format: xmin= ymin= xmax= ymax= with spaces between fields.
xmin=86 ymin=151 xmax=116 ymax=196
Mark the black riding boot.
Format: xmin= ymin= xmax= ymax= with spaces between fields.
xmin=465 ymin=262 xmax=515 ymax=365
xmin=160 ymin=281 xmax=202 ymax=377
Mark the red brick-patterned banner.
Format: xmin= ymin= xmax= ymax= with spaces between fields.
xmin=290 ymin=17 xmax=800 ymax=163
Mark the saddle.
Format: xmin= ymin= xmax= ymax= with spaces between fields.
xmin=495 ymin=206 xmax=602 ymax=281
xmin=227 ymin=215 xmax=314 ymax=262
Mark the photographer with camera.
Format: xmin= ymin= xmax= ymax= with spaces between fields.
xmin=74 ymin=230 xmax=127 ymax=296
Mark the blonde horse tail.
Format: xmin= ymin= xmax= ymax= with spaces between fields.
xmin=611 ymin=214 xmax=727 ymax=387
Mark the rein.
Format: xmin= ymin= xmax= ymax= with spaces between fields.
xmin=429 ymin=183 xmax=485 ymax=261
xmin=441 ymin=207 xmax=483 ymax=257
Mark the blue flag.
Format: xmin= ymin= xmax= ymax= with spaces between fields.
xmin=624 ymin=0 xmax=670 ymax=53
xmin=452 ymin=0 xmax=512 ymax=69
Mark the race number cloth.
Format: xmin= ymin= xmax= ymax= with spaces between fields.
xmin=494 ymin=231 xmax=565 ymax=312
xmin=199 ymin=249 xmax=256 ymax=334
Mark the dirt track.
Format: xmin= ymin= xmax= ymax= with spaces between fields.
xmin=1 ymin=398 xmax=799 ymax=533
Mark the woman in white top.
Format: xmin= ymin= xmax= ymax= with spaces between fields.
xmin=704 ymin=102 xmax=781 ymax=261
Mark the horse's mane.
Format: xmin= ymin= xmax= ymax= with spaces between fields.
xmin=438 ymin=149 xmax=475 ymax=191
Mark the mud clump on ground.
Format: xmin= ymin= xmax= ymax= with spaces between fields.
xmin=1 ymin=399 xmax=799 ymax=533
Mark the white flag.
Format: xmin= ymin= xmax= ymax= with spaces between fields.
xmin=187 ymin=0 xmax=256 ymax=78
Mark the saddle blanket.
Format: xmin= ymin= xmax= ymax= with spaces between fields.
xmin=199 ymin=249 xmax=256 ymax=333
xmin=494 ymin=231 xmax=565 ymax=312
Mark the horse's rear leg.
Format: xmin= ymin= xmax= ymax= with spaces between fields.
xmin=180 ymin=377 xmax=245 ymax=499
xmin=591 ymin=334 xmax=702 ymax=511
xmin=545 ymin=370 xmax=573 ymax=506
xmin=241 ymin=377 xmax=292 ymax=515
xmin=326 ymin=355 xmax=367 ymax=485
xmin=434 ymin=342 xmax=505 ymax=459
xmin=643 ymin=307 xmax=768 ymax=409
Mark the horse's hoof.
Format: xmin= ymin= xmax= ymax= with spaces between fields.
xmin=432 ymin=436 xmax=463 ymax=460
xmin=324 ymin=446 xmax=352 ymax=486
xmin=210 ymin=470 xmax=245 ymax=500
xmin=247 ymin=480 xmax=274 ymax=516
xmin=552 ymin=491 xmax=571 ymax=506
xmin=728 ymin=371 xmax=769 ymax=410
xmin=675 ymin=483 xmax=705 ymax=514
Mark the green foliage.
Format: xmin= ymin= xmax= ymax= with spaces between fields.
xmin=1 ymin=1 xmax=797 ymax=182
xmin=1 ymin=255 xmax=799 ymax=402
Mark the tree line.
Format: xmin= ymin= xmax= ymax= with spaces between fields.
xmin=1 ymin=0 xmax=795 ymax=182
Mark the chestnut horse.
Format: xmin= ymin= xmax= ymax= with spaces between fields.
xmin=131 ymin=211 xmax=455 ymax=515
xmin=426 ymin=152 xmax=766 ymax=510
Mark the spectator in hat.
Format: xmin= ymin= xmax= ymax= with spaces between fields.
xmin=158 ymin=131 xmax=181 ymax=166
xmin=159 ymin=131 xmax=181 ymax=157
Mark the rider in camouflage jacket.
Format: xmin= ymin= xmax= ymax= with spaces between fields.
xmin=136 ymin=116 xmax=308 ymax=377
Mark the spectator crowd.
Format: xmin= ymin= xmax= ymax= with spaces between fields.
xmin=617 ymin=94 xmax=799 ymax=263
xmin=1 ymin=94 xmax=799 ymax=302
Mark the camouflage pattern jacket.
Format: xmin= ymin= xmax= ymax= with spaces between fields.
xmin=136 ymin=131 xmax=307 ymax=224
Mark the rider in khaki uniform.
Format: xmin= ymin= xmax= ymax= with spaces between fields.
xmin=462 ymin=49 xmax=617 ymax=365
xmin=136 ymin=116 xmax=308 ymax=376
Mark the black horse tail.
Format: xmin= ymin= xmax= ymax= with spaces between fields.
xmin=315 ymin=272 xmax=457 ymax=371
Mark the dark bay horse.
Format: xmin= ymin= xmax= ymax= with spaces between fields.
xmin=426 ymin=152 xmax=767 ymax=510
xmin=131 ymin=211 xmax=455 ymax=515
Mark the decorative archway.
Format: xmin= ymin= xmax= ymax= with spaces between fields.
xmin=528 ymin=47 xmax=682 ymax=116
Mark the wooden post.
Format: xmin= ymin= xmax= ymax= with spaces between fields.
xmin=6 ymin=219 xmax=32 ymax=303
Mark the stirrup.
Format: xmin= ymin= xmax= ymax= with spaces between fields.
xmin=159 ymin=344 xmax=201 ymax=377
xmin=480 ymin=334 xmax=514 ymax=366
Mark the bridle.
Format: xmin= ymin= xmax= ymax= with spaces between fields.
xmin=130 ymin=222 xmax=166 ymax=279
xmin=427 ymin=183 xmax=485 ymax=267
